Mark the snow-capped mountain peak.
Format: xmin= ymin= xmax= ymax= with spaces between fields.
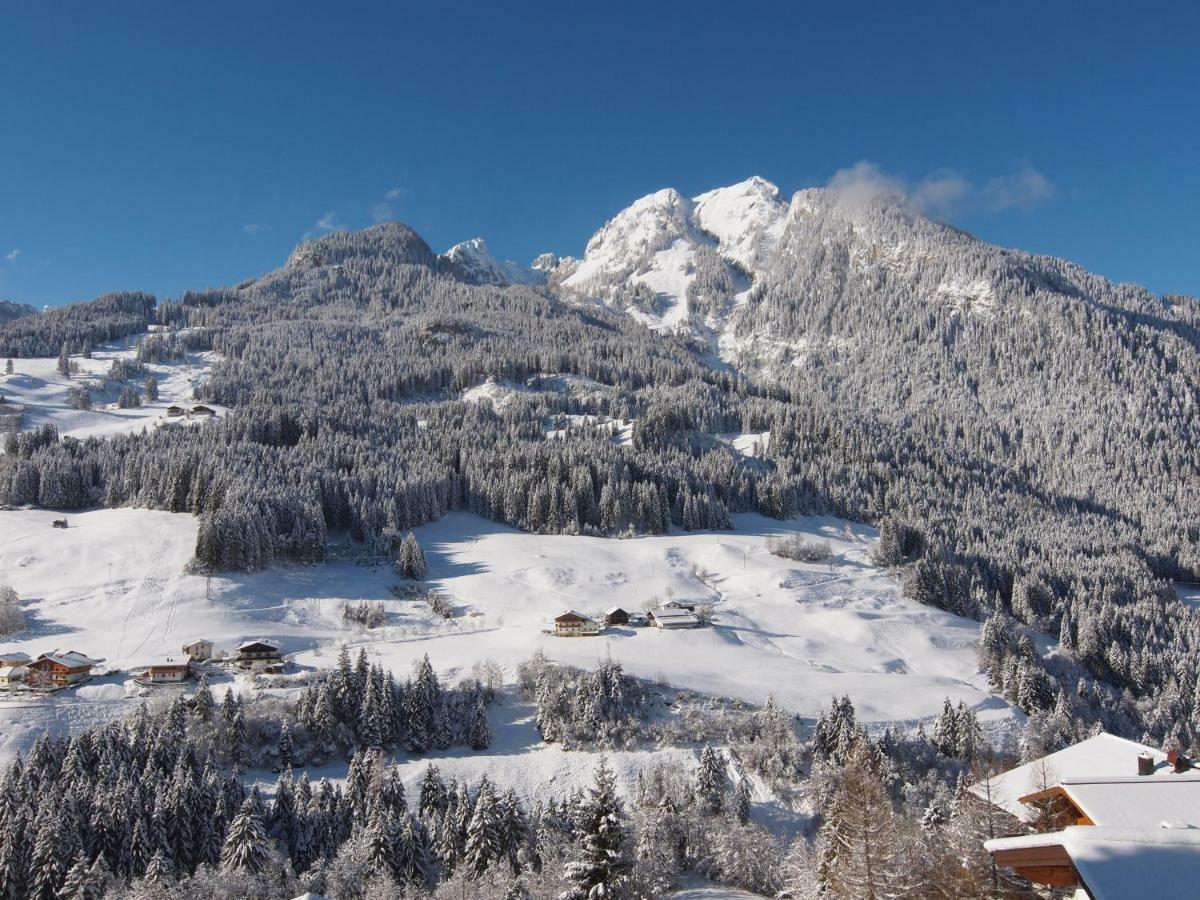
xmin=692 ymin=176 xmax=788 ymax=272
xmin=441 ymin=237 xmax=547 ymax=286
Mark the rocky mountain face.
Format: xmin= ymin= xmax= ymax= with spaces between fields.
xmin=0 ymin=300 xmax=37 ymax=325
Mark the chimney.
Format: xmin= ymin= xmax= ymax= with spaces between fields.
xmin=1168 ymin=750 xmax=1193 ymax=774
xmin=1138 ymin=751 xmax=1156 ymax=776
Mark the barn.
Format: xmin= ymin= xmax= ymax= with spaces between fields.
xmin=648 ymin=608 xmax=699 ymax=629
xmin=605 ymin=607 xmax=630 ymax=626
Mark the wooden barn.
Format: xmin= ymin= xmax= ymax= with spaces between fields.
xmin=605 ymin=607 xmax=630 ymax=626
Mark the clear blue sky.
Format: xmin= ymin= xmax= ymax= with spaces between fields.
xmin=1 ymin=0 xmax=1197 ymax=306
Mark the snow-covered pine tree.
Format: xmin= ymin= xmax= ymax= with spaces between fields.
xmin=220 ymin=801 xmax=272 ymax=874
xmin=560 ymin=757 xmax=629 ymax=900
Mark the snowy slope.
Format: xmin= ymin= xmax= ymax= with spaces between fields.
xmin=0 ymin=506 xmax=1016 ymax=748
xmin=0 ymin=336 xmax=221 ymax=441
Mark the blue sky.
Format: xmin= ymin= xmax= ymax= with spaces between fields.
xmin=1 ymin=0 xmax=1197 ymax=306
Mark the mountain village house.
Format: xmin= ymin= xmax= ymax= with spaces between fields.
xmin=26 ymin=650 xmax=99 ymax=687
xmin=553 ymin=611 xmax=601 ymax=637
xmin=0 ymin=666 xmax=28 ymax=687
xmin=135 ymin=656 xmax=191 ymax=685
xmin=604 ymin=607 xmax=630 ymax=626
xmin=234 ymin=639 xmax=283 ymax=670
xmin=0 ymin=652 xmax=31 ymax=669
xmin=181 ymin=638 xmax=213 ymax=662
xmin=974 ymin=732 xmax=1200 ymax=897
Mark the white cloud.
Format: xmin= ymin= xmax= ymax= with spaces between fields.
xmin=4 ymin=249 xmax=18 ymax=262
xmin=370 ymin=187 xmax=408 ymax=222
xmin=980 ymin=161 xmax=1056 ymax=212
xmin=315 ymin=211 xmax=344 ymax=232
xmin=243 ymin=223 xmax=269 ymax=236
xmin=827 ymin=160 xmax=1054 ymax=218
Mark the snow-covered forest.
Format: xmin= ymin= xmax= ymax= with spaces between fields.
xmin=0 ymin=178 xmax=1198 ymax=897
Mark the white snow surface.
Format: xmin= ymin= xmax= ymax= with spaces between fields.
xmin=0 ymin=336 xmax=221 ymax=441
xmin=0 ymin=506 xmax=1018 ymax=765
xmin=692 ymin=176 xmax=788 ymax=272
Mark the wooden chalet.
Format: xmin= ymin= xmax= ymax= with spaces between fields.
xmin=165 ymin=405 xmax=186 ymax=417
xmin=190 ymin=405 xmax=216 ymax=417
xmin=0 ymin=652 xmax=31 ymax=668
xmin=27 ymin=650 xmax=99 ymax=687
xmin=234 ymin=639 xmax=282 ymax=670
xmin=604 ymin=607 xmax=630 ymax=626
xmin=0 ymin=666 xmax=28 ymax=686
xmin=553 ymin=611 xmax=601 ymax=637
xmin=978 ymin=732 xmax=1200 ymax=895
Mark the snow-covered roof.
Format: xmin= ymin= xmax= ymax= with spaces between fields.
xmin=182 ymin=638 xmax=212 ymax=646
xmin=237 ymin=639 xmax=279 ymax=651
xmin=970 ymin=732 xmax=1172 ymax=820
xmin=651 ymin=608 xmax=697 ymax=618
xmin=555 ymin=610 xmax=594 ymax=622
xmin=986 ymin=825 xmax=1200 ymax=900
xmin=35 ymin=650 xmax=99 ymax=668
xmin=606 ymin=606 xmax=628 ymax=615
xmin=0 ymin=666 xmax=28 ymax=677
xmin=0 ymin=652 xmax=31 ymax=664
xmin=1049 ymin=775 xmax=1200 ymax=828
xmin=143 ymin=656 xmax=189 ymax=668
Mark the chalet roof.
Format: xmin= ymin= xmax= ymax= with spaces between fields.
xmin=650 ymin=608 xmax=697 ymax=619
xmin=237 ymin=639 xmax=280 ymax=652
xmin=142 ymin=656 xmax=189 ymax=668
xmin=970 ymin=732 xmax=1173 ymax=820
xmin=1041 ymin=775 xmax=1200 ymax=828
xmin=0 ymin=666 xmax=28 ymax=677
xmin=0 ymin=652 xmax=31 ymax=665
xmin=606 ymin=606 xmax=627 ymax=615
xmin=555 ymin=611 xmax=593 ymax=622
xmin=182 ymin=638 xmax=212 ymax=646
xmin=35 ymin=650 xmax=99 ymax=668
xmin=986 ymin=825 xmax=1200 ymax=900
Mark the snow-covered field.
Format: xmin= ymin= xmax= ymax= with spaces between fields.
xmin=0 ymin=505 xmax=1019 ymax=764
xmin=0 ymin=335 xmax=221 ymax=441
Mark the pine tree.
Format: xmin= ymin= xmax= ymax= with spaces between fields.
xmin=465 ymin=778 xmax=503 ymax=878
xmin=220 ymin=802 xmax=272 ymax=874
xmin=396 ymin=532 xmax=427 ymax=579
xmin=192 ymin=675 xmax=214 ymax=723
xmin=695 ymin=744 xmax=727 ymax=813
xmin=469 ymin=696 xmax=492 ymax=750
xmin=561 ymin=758 xmax=629 ymax=900
xmin=732 ymin=775 xmax=752 ymax=825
